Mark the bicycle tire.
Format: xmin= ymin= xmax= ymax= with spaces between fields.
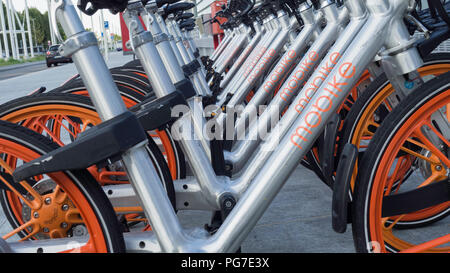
xmin=352 ymin=71 xmax=450 ymax=253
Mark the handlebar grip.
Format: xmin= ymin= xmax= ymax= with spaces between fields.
xmin=165 ymin=2 xmax=196 ymax=14
xmin=177 ymin=12 xmax=194 ymax=20
xmin=180 ymin=18 xmax=195 ymax=25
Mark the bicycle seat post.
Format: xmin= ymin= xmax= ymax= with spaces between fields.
xmin=143 ymin=1 xmax=187 ymax=85
xmin=166 ymin=15 xmax=212 ymax=96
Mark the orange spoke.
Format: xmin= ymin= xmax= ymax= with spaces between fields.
xmin=0 ymin=174 xmax=36 ymax=209
xmin=414 ymin=128 xmax=450 ymax=167
xmin=65 ymin=208 xmax=84 ymax=224
xmin=385 ymin=156 xmax=407 ymax=195
xmin=447 ymin=104 xmax=450 ymax=122
xmin=81 ymin=120 xmax=94 ymax=132
xmin=114 ymin=207 xmax=143 ymax=214
xmin=125 ymin=218 xmax=147 ymax=222
xmin=398 ymin=145 xmax=438 ymax=164
xmin=418 ymin=171 xmax=442 ymax=188
xmin=33 ymin=120 xmax=65 ymax=146
xmin=382 ymin=214 xmax=406 ymax=230
xmin=424 ymin=120 xmax=450 ymax=148
xmin=0 ymin=158 xmax=42 ymax=209
xmin=52 ymin=185 xmax=67 ymax=205
xmin=342 ymin=104 xmax=351 ymax=112
xmin=383 ymin=99 xmax=394 ymax=112
xmin=52 ymin=115 xmax=79 ymax=139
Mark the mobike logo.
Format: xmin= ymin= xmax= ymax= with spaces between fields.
xmin=279 ymin=51 xmax=319 ymax=102
xmin=247 ymin=48 xmax=277 ymax=83
xmin=242 ymin=46 xmax=267 ymax=78
xmin=183 ymin=40 xmax=190 ymax=49
xmin=263 ymin=50 xmax=297 ymax=93
xmin=224 ymin=46 xmax=243 ymax=67
xmin=290 ymin=61 xmax=356 ymax=150
xmin=294 ymin=52 xmax=341 ymax=115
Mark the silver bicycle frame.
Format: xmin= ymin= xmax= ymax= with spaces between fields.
xmin=208 ymin=22 xmax=263 ymax=87
xmin=218 ymin=13 xmax=294 ymax=103
xmin=212 ymin=24 xmax=251 ymax=72
xmin=214 ymin=2 xmax=321 ymax=134
xmin=219 ymin=14 xmax=279 ymax=90
xmin=164 ymin=16 xmax=211 ymax=96
xmin=132 ymin=0 xmax=419 ymax=253
xmin=225 ymin=1 xmax=350 ymax=171
xmin=215 ymin=10 xmax=296 ymax=107
xmin=139 ymin=4 xmax=186 ymax=85
xmin=210 ymin=28 xmax=234 ymax=62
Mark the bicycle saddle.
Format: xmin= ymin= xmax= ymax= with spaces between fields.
xmin=176 ymin=12 xmax=194 ymax=21
xmin=164 ymin=2 xmax=195 ymax=17
xmin=179 ymin=18 xmax=195 ymax=26
xmin=179 ymin=20 xmax=196 ymax=30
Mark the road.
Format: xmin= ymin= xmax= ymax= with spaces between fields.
xmin=0 ymin=52 xmax=135 ymax=104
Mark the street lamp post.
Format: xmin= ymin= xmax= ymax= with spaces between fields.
xmin=47 ymin=0 xmax=56 ymax=45
xmin=30 ymin=18 xmax=37 ymax=49
xmin=5 ymin=0 xmax=17 ymax=59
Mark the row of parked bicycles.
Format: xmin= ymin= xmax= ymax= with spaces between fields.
xmin=0 ymin=0 xmax=448 ymax=253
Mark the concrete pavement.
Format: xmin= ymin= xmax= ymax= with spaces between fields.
xmin=1 ymin=51 xmax=447 ymax=253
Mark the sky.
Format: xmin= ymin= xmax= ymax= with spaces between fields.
xmin=8 ymin=0 xmax=122 ymax=36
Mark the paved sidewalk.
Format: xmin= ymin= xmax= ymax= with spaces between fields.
xmin=0 ymin=52 xmax=134 ymax=104
xmin=177 ymin=165 xmax=356 ymax=253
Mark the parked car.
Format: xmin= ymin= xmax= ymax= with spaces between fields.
xmin=46 ymin=44 xmax=72 ymax=67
